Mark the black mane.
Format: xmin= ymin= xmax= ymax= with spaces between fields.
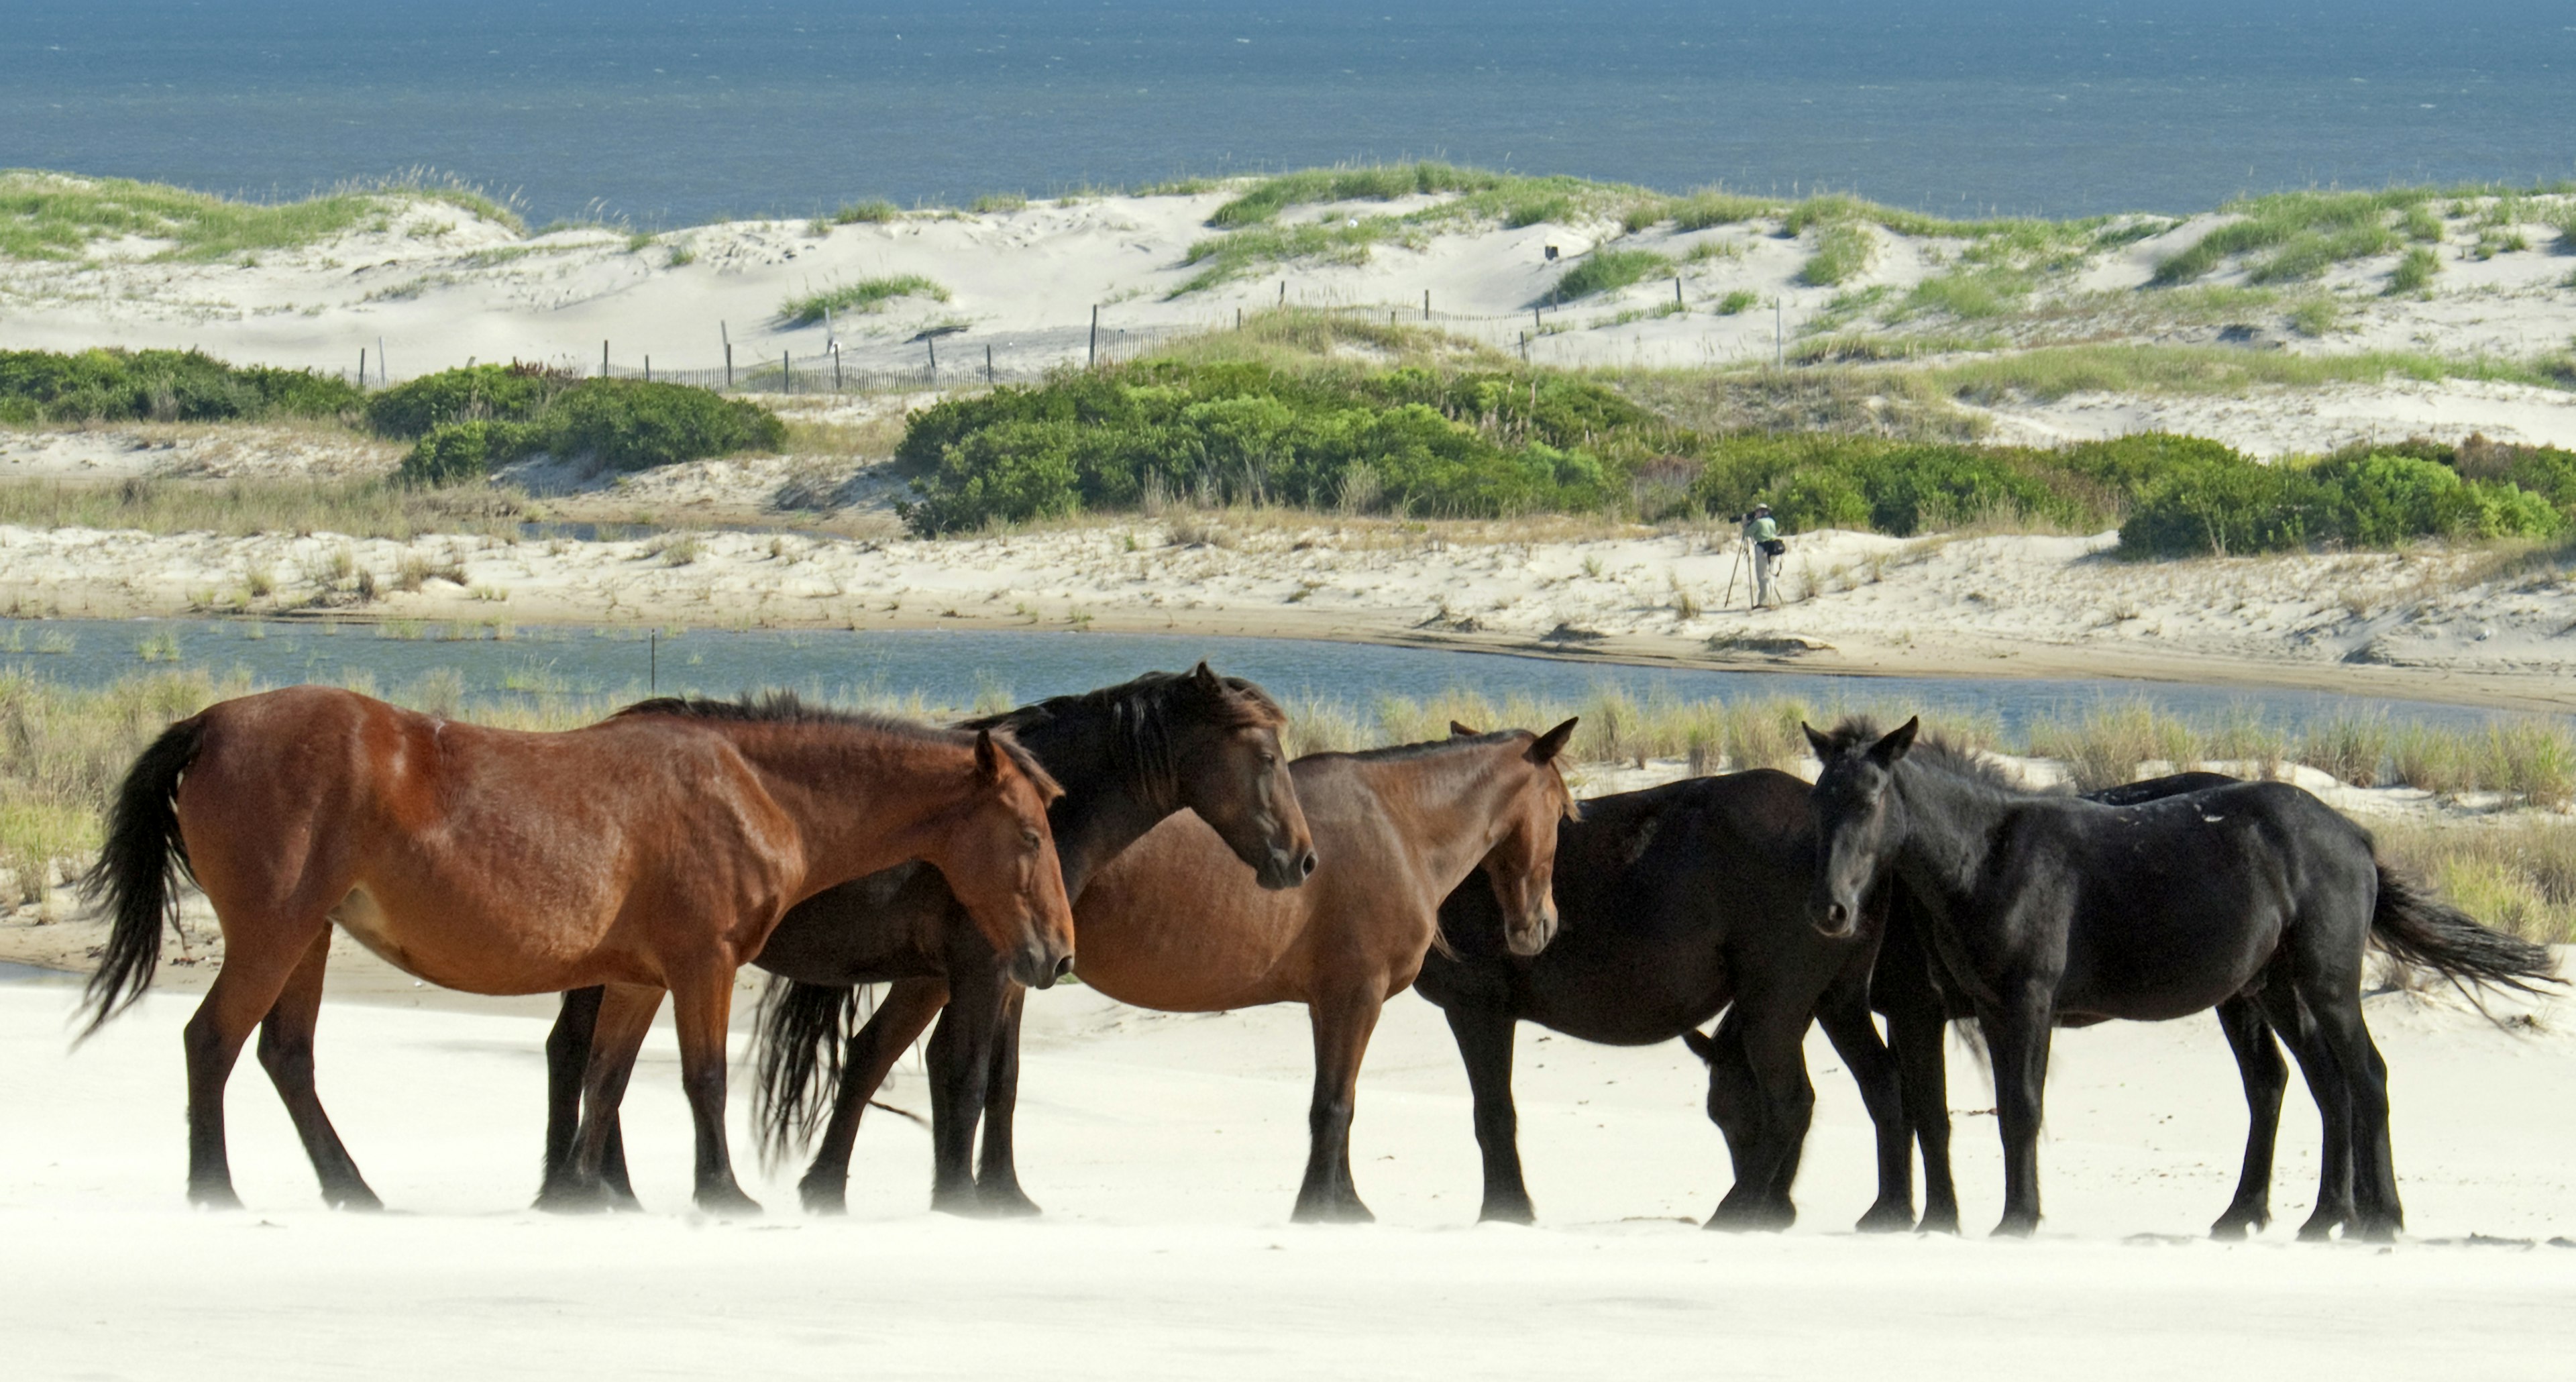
xmin=1815 ymin=714 xmax=2029 ymax=794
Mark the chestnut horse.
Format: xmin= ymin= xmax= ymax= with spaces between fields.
xmin=539 ymin=663 xmax=1315 ymax=1212
xmin=77 ymin=686 xmax=1071 ymax=1215
xmin=759 ymin=721 xmax=1580 ymax=1222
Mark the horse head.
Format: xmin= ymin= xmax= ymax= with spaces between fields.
xmin=1801 ymin=716 xmax=1917 ymax=941
xmin=945 ymin=728 xmax=1078 ymax=988
xmin=1455 ymin=717 xmax=1580 ymax=957
xmin=1166 ymin=661 xmax=1317 ymax=890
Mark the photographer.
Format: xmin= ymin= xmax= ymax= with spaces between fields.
xmin=1737 ymin=503 xmax=1784 ymax=609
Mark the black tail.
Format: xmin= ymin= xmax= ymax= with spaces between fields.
xmin=2371 ymin=861 xmax=2560 ymax=1001
xmin=749 ymin=975 xmax=867 ymax=1169
xmin=75 ymin=716 xmax=207 ymax=1036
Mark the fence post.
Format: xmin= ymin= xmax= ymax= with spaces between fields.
xmin=378 ymin=337 xmax=388 ymax=386
xmin=1533 ymin=307 xmax=1541 ymax=331
xmin=645 ymin=355 xmax=651 ymax=382
xmin=1236 ymin=307 xmax=1242 ymax=330
xmin=1519 ymin=331 xmax=1528 ymax=363
xmin=1424 ymin=289 xmax=1430 ymax=321
xmin=985 ymin=343 xmax=994 ymax=384
xmin=358 ymin=349 xmax=367 ymax=390
xmin=833 ymin=343 xmax=842 ymax=392
xmin=1089 ymin=305 xmax=1099 ymax=368
xmin=721 ymin=321 xmax=732 ymax=388
xmin=926 ymin=333 xmax=937 ymax=378
xmin=1674 ymin=276 xmax=1684 ymax=311
xmin=602 ymin=341 xmax=609 ymax=379
xmin=784 ymin=350 xmax=792 ymax=395
xmin=1774 ymin=298 xmax=1783 ymax=368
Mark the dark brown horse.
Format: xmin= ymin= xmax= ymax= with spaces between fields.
xmin=78 ymin=686 xmax=1072 ymax=1215
xmin=760 ymin=721 xmax=1581 ymax=1221
xmin=541 ymin=664 xmax=1314 ymax=1212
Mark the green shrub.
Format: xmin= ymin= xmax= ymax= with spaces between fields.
xmin=364 ymin=362 xmax=566 ymax=438
xmin=1551 ymin=248 xmax=1670 ymax=303
xmin=396 ymin=419 xmax=536 ymax=486
xmin=0 ymin=348 xmax=361 ymax=425
xmin=537 ymin=379 xmax=786 ymax=472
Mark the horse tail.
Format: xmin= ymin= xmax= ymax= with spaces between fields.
xmin=2369 ymin=859 xmax=2559 ymax=1000
xmin=75 ymin=716 xmax=207 ymax=1036
xmin=749 ymin=974 xmax=865 ymax=1168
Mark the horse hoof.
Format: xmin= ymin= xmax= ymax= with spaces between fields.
xmin=327 ymin=1187 xmax=385 ymax=1213
xmin=798 ymin=1181 xmax=851 ymax=1216
xmin=1478 ymin=1200 xmax=1537 ymax=1226
xmin=1917 ymin=1207 xmax=1963 ymax=1236
xmin=1854 ymin=1201 xmax=1915 ymax=1234
xmin=2296 ymin=1211 xmax=2347 ymax=1242
xmin=694 ymin=1186 xmax=763 ymax=1218
xmin=533 ymin=1182 xmax=612 ymax=1214
xmin=1291 ymin=1197 xmax=1376 ymax=1225
xmin=188 ymin=1183 xmax=245 ymax=1212
xmin=977 ymin=1185 xmax=1043 ymax=1218
xmin=1990 ymin=1215 xmax=2037 ymax=1239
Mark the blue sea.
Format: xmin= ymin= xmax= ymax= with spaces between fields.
xmin=3 ymin=1 xmax=2571 ymax=227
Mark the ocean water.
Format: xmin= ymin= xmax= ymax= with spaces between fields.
xmin=3 ymin=1 xmax=2571 ymax=228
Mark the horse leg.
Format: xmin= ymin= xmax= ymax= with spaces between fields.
xmin=1441 ymin=1002 xmax=1534 ymax=1223
xmin=255 ymin=928 xmax=380 ymax=1210
xmin=1697 ymin=1018 xmax=1770 ymax=1222
xmin=1982 ymin=986 xmax=2054 ymax=1238
xmin=539 ymin=986 xmax=603 ymax=1204
xmin=800 ymin=979 xmax=945 ymax=1214
xmin=972 ymin=984 xmax=1042 ymax=1216
xmin=1887 ymin=994 xmax=1959 ymax=1234
xmin=2208 ymin=994 xmax=2288 ymax=1239
xmin=2255 ymin=983 xmax=2355 ymax=1240
xmin=544 ymin=981 xmax=659 ymax=1212
xmin=665 ymin=961 xmax=759 ymax=1217
xmin=182 ymin=916 xmax=328 ymax=1210
xmin=1293 ymin=983 xmax=1385 ymax=1224
xmin=1706 ymin=1006 xmax=1810 ymax=1232
xmin=2300 ymin=976 xmax=2401 ymax=1240
xmin=924 ymin=966 xmax=1006 ymax=1215
xmin=1817 ymin=980 xmax=1913 ymax=1233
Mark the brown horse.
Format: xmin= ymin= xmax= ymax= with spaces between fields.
xmin=760 ymin=721 xmax=1580 ymax=1221
xmin=77 ymin=686 xmax=1072 ymax=1215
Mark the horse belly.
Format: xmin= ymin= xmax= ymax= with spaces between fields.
xmin=327 ymin=883 xmax=632 ymax=995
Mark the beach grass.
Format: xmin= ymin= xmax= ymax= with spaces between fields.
xmin=1801 ymin=222 xmax=1878 ymax=287
xmin=831 ymin=200 xmax=900 ymax=225
xmin=0 ymin=168 xmax=522 ymax=262
xmin=0 ymin=476 xmax=523 ymax=541
xmin=778 ymin=274 xmax=950 ymax=326
xmin=1550 ymin=248 xmax=1672 ymax=303
xmin=1915 ymin=343 xmax=2576 ymax=403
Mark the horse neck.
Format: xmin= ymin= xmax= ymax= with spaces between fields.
xmin=720 ymin=723 xmax=980 ymax=892
xmin=1358 ymin=743 xmax=1530 ymax=900
xmin=1888 ymin=758 xmax=2011 ymax=914
xmin=1006 ymin=711 xmax=1171 ymax=900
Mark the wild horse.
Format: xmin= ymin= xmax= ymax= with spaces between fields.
xmin=1415 ymin=763 xmax=1909 ymax=1232
xmin=78 ymin=686 xmax=1071 ymax=1214
xmin=1807 ymin=716 xmax=2555 ymax=1240
xmin=760 ymin=722 xmax=1581 ymax=1221
xmin=541 ymin=664 xmax=1314 ymax=1212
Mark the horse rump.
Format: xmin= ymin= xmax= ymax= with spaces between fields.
xmin=74 ymin=716 xmax=207 ymax=1036
xmin=749 ymin=975 xmax=871 ymax=1166
xmin=2370 ymin=860 xmax=2559 ymax=1000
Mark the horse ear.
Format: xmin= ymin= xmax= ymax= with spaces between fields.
xmin=1872 ymin=716 xmax=1920 ymax=765
xmin=1530 ymin=717 xmax=1578 ymax=763
xmin=974 ymin=729 xmax=1004 ymax=782
xmin=1191 ymin=660 xmax=1222 ymax=691
xmin=1450 ymin=720 xmax=1480 ymax=737
xmin=1680 ymin=1028 xmax=1718 ymax=1065
xmin=1801 ymin=722 xmax=1834 ymax=758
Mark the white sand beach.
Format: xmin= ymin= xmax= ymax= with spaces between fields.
xmin=1 ymin=957 xmax=2571 ymax=1380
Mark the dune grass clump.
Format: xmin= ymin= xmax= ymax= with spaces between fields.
xmin=2149 ymin=189 xmax=2427 ymax=286
xmin=778 ymin=274 xmax=950 ymax=327
xmin=2385 ymin=246 xmax=2441 ymax=295
xmin=1801 ymin=221 xmax=1877 ymax=287
xmin=2373 ymin=818 xmax=2576 ymax=944
xmin=1550 ymin=248 xmax=1672 ymax=303
xmin=0 ymin=169 xmax=520 ymax=262
xmin=831 ymin=200 xmax=900 ymax=225
xmin=0 ymin=348 xmax=362 ymax=427
xmin=0 ymin=476 xmax=520 ymax=541
xmin=1207 ymin=163 xmax=1509 ymax=227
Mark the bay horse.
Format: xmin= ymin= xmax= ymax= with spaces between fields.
xmin=539 ymin=663 xmax=1314 ymax=1212
xmin=759 ymin=721 xmax=1581 ymax=1222
xmin=77 ymin=685 xmax=1072 ymax=1214
xmin=1415 ymin=762 xmax=1909 ymax=1232
xmin=1806 ymin=715 xmax=2555 ymax=1240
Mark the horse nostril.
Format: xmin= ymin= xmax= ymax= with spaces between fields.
xmin=1053 ymin=954 xmax=1075 ymax=980
xmin=1298 ymin=851 xmax=1318 ymax=879
xmin=1827 ymin=902 xmax=1850 ymax=928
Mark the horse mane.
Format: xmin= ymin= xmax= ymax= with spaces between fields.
xmin=1325 ymin=729 xmax=1524 ymax=764
xmin=958 ymin=668 xmax=1283 ymax=811
xmin=1816 ymin=714 xmax=2027 ymax=794
xmin=619 ymin=690 xmax=1061 ymax=795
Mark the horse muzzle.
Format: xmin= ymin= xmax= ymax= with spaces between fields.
xmin=1256 ymin=844 xmax=1319 ymax=891
xmin=1810 ymin=898 xmax=1859 ymax=941
xmin=1010 ymin=942 xmax=1075 ymax=990
xmin=1506 ymin=904 xmax=1559 ymax=957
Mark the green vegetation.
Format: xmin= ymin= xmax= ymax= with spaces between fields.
xmin=1801 ymin=222 xmax=1877 ymax=287
xmin=1551 ymin=248 xmax=1672 ymax=303
xmin=1896 ymin=268 xmax=2034 ymax=321
xmin=2150 ymin=189 xmax=2424 ymax=286
xmin=1625 ymin=189 xmax=1776 ymax=234
xmin=831 ymin=199 xmax=900 ymax=224
xmin=1918 ymin=343 xmax=2576 ymax=403
xmin=1717 ymin=289 xmax=1760 ymax=315
xmin=969 ymin=193 xmax=1029 ymax=215
xmin=2387 ymin=246 xmax=2440 ymax=295
xmin=0 ymin=348 xmax=360 ymax=426
xmin=0 ymin=168 xmax=520 ymax=262
xmin=386 ymin=370 xmax=786 ymax=485
xmin=778 ymin=274 xmax=950 ymax=326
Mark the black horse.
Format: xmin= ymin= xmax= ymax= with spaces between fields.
xmin=1414 ymin=767 xmax=1912 ymax=1231
xmin=1807 ymin=716 xmax=2555 ymax=1240
xmin=536 ymin=663 xmax=1316 ymax=1212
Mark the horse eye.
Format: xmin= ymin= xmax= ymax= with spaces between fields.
xmin=1020 ymin=828 xmax=1041 ymax=847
